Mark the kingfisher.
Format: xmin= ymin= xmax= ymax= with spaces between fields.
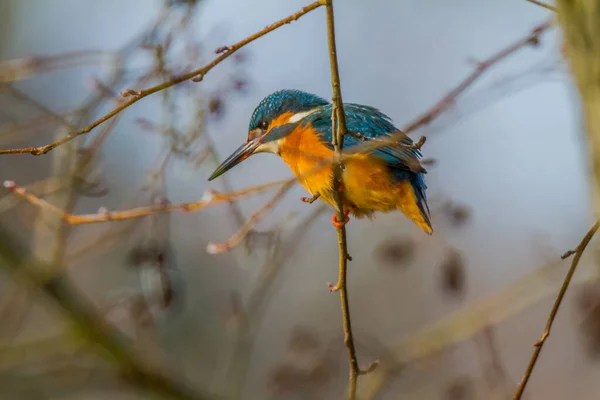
xmin=208 ymin=89 xmax=432 ymax=235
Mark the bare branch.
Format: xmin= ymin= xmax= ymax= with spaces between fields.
xmin=358 ymin=250 xmax=598 ymax=399
xmin=0 ymin=1 xmax=325 ymax=156
xmin=206 ymin=180 xmax=296 ymax=254
xmin=513 ymin=220 xmax=600 ymax=399
xmin=402 ymin=18 xmax=555 ymax=135
xmin=0 ymin=51 xmax=118 ymax=84
xmin=525 ymin=0 xmax=558 ymax=12
xmin=2 ymin=179 xmax=288 ymax=225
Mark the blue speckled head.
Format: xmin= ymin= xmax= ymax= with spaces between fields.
xmin=207 ymin=90 xmax=329 ymax=181
xmin=248 ymin=89 xmax=329 ymax=131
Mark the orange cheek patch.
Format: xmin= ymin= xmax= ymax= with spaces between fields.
xmin=268 ymin=112 xmax=295 ymax=131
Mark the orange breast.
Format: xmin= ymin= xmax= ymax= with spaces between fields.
xmin=279 ymin=124 xmax=432 ymax=233
xmin=279 ymin=124 xmax=399 ymax=212
xmin=279 ymin=124 xmax=335 ymax=203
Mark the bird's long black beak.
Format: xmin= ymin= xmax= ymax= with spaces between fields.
xmin=208 ymin=139 xmax=260 ymax=181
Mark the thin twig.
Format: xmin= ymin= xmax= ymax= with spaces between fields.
xmin=2 ymin=179 xmax=287 ymax=224
xmin=0 ymin=178 xmax=63 ymax=215
xmin=402 ymin=18 xmax=554 ymax=135
xmin=512 ymin=220 xmax=600 ymax=399
xmin=0 ymin=1 xmax=324 ymax=156
xmin=324 ymin=1 xmax=365 ymax=399
xmin=560 ymin=249 xmax=576 ymax=259
xmin=358 ymin=252 xmax=597 ymax=399
xmin=0 ymin=50 xmax=117 ymax=84
xmin=525 ymin=0 xmax=558 ymax=12
xmin=206 ymin=180 xmax=296 ymax=254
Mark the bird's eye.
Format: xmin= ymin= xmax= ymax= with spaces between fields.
xmin=258 ymin=120 xmax=269 ymax=130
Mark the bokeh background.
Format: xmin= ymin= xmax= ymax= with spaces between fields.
xmin=1 ymin=0 xmax=598 ymax=399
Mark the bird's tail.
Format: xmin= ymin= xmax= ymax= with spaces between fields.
xmin=396 ymin=175 xmax=432 ymax=235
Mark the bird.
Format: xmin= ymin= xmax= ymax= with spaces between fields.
xmin=208 ymin=89 xmax=432 ymax=235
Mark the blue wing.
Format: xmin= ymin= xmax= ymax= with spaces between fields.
xmin=302 ymin=103 xmax=430 ymax=218
xmin=303 ymin=103 xmax=424 ymax=173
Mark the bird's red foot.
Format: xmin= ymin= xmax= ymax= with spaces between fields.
xmin=331 ymin=209 xmax=350 ymax=229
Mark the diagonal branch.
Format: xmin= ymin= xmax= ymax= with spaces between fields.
xmin=206 ymin=180 xmax=296 ymax=253
xmin=402 ymin=17 xmax=555 ymax=135
xmin=0 ymin=1 xmax=325 ymax=156
xmin=525 ymin=0 xmax=558 ymax=12
xmin=2 ymin=179 xmax=287 ymax=224
xmin=512 ymin=220 xmax=600 ymax=399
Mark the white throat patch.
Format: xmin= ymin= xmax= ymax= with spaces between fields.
xmin=254 ymin=140 xmax=281 ymax=155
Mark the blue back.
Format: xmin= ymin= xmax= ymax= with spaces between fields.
xmin=302 ymin=101 xmax=430 ymax=219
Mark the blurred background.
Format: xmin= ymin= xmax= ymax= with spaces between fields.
xmin=1 ymin=0 xmax=598 ymax=399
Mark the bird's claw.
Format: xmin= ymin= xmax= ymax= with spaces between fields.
xmin=331 ymin=209 xmax=350 ymax=229
xmin=301 ymin=193 xmax=320 ymax=204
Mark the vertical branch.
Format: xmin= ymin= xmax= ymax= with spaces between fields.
xmin=323 ymin=1 xmax=364 ymax=399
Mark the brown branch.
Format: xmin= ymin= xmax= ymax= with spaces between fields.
xmin=561 ymin=249 xmax=576 ymax=259
xmin=324 ymin=1 xmax=367 ymax=399
xmin=2 ymin=179 xmax=288 ymax=225
xmin=0 ymin=1 xmax=325 ymax=156
xmin=0 ymin=178 xmax=62 ymax=215
xmin=512 ymin=220 xmax=600 ymax=399
xmin=525 ymin=0 xmax=558 ymax=12
xmin=206 ymin=180 xmax=296 ymax=254
xmin=358 ymin=253 xmax=597 ymax=400
xmin=402 ymin=17 xmax=555 ymax=135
